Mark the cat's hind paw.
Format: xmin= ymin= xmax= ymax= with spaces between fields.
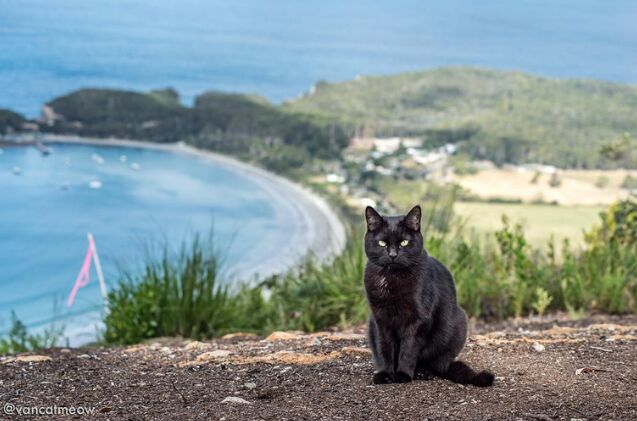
xmin=372 ymin=371 xmax=393 ymax=384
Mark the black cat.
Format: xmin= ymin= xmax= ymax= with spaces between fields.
xmin=363 ymin=205 xmax=494 ymax=387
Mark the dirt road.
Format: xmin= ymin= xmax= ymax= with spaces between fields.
xmin=1 ymin=315 xmax=636 ymax=420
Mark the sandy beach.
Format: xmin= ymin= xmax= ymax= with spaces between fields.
xmin=38 ymin=134 xmax=347 ymax=280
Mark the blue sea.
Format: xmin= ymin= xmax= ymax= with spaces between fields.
xmin=0 ymin=143 xmax=306 ymax=343
xmin=1 ymin=0 xmax=636 ymax=117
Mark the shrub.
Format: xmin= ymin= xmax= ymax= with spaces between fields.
xmin=595 ymin=175 xmax=610 ymax=188
xmin=548 ymin=173 xmax=561 ymax=188
xmin=0 ymin=312 xmax=65 ymax=355
xmin=102 ymin=200 xmax=637 ymax=345
xmin=530 ymin=171 xmax=541 ymax=184
xmin=586 ymin=199 xmax=637 ymax=246
xmin=103 ymin=237 xmax=242 ymax=344
xmin=103 ymin=235 xmax=368 ymax=345
xmin=621 ymin=175 xmax=637 ymax=191
xmin=261 ymin=239 xmax=368 ymax=332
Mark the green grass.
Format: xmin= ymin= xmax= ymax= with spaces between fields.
xmin=0 ymin=312 xmax=65 ymax=355
xmin=374 ymin=177 xmax=605 ymax=247
xmin=102 ymin=236 xmax=369 ymax=345
xmin=100 ymin=198 xmax=637 ymax=346
xmin=455 ymin=202 xmax=604 ymax=248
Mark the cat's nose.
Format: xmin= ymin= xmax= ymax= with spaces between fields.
xmin=388 ymin=249 xmax=398 ymax=259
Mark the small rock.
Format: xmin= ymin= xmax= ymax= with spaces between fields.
xmin=532 ymin=342 xmax=545 ymax=352
xmin=2 ymin=355 xmax=52 ymax=364
xmin=265 ymin=331 xmax=303 ymax=341
xmin=221 ymin=332 xmax=259 ymax=341
xmin=209 ymin=349 xmax=232 ymax=358
xmin=341 ymin=346 xmax=372 ymax=355
xmin=244 ymin=382 xmax=257 ymax=390
xmin=196 ymin=349 xmax=232 ymax=362
xmin=222 ymin=396 xmax=251 ymax=405
xmin=575 ymin=367 xmax=606 ymax=375
xmin=124 ymin=346 xmax=146 ymax=353
xmin=184 ymin=341 xmax=209 ymax=350
xmin=160 ymin=346 xmax=172 ymax=354
xmin=324 ymin=333 xmax=366 ymax=341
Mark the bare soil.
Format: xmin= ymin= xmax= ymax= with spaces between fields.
xmin=1 ymin=314 xmax=636 ymax=420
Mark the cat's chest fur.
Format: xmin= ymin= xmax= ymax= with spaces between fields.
xmin=364 ymin=266 xmax=425 ymax=327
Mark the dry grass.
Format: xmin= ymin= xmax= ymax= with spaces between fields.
xmin=452 ymin=168 xmax=636 ymax=206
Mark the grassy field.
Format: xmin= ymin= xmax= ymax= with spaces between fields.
xmin=374 ymin=177 xmax=606 ymax=247
xmin=454 ymin=201 xmax=604 ymax=248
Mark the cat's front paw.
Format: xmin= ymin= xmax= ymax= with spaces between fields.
xmin=372 ymin=371 xmax=393 ymax=384
xmin=394 ymin=371 xmax=413 ymax=383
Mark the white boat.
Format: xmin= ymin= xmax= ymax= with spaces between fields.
xmin=35 ymin=142 xmax=51 ymax=156
xmin=89 ymin=180 xmax=102 ymax=189
xmin=91 ymin=153 xmax=105 ymax=165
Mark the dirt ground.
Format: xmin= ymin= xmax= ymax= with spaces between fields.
xmin=1 ymin=314 xmax=636 ymax=420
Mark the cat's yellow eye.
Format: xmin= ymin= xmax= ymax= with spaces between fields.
xmin=378 ymin=240 xmax=387 ymax=247
xmin=400 ymin=239 xmax=409 ymax=247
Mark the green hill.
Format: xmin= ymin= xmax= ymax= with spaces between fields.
xmin=46 ymin=88 xmax=189 ymax=142
xmin=286 ymin=67 xmax=637 ymax=168
xmin=45 ymin=88 xmax=348 ymax=174
xmin=0 ymin=109 xmax=25 ymax=134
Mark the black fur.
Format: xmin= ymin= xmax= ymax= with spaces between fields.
xmin=363 ymin=205 xmax=494 ymax=387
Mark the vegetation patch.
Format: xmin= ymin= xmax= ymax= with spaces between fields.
xmin=99 ymin=199 xmax=637 ymax=346
xmin=288 ymin=67 xmax=637 ymax=168
xmin=0 ymin=109 xmax=25 ymax=134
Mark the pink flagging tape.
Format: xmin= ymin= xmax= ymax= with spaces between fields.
xmin=67 ymin=236 xmax=95 ymax=308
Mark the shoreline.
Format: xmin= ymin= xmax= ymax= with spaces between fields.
xmin=39 ymin=134 xmax=347 ymax=280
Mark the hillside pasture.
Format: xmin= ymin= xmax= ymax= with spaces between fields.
xmin=453 ymin=168 xmax=636 ymax=206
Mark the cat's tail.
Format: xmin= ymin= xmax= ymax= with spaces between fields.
xmin=442 ymin=361 xmax=494 ymax=387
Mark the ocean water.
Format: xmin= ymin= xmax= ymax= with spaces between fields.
xmin=0 ymin=143 xmax=305 ymax=342
xmin=1 ymin=0 xmax=636 ymax=117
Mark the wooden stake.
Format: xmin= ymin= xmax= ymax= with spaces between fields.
xmin=88 ymin=232 xmax=109 ymax=315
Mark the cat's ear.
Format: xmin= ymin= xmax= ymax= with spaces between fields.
xmin=365 ymin=206 xmax=384 ymax=232
xmin=405 ymin=205 xmax=421 ymax=232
